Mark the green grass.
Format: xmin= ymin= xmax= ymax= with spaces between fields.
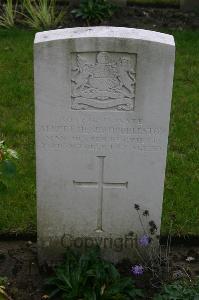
xmin=0 ymin=29 xmax=36 ymax=234
xmin=0 ymin=29 xmax=198 ymax=236
xmin=162 ymin=30 xmax=199 ymax=236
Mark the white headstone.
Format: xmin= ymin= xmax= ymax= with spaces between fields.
xmin=34 ymin=27 xmax=175 ymax=264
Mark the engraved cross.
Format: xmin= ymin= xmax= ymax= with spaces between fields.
xmin=73 ymin=156 xmax=128 ymax=232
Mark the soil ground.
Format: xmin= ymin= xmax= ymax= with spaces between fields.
xmin=67 ymin=5 xmax=199 ymax=30
xmin=0 ymin=241 xmax=199 ymax=300
xmin=0 ymin=241 xmax=44 ymax=300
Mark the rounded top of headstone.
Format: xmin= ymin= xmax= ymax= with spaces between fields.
xmin=34 ymin=26 xmax=175 ymax=47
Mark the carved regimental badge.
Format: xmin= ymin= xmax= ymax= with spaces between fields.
xmin=71 ymin=52 xmax=136 ymax=111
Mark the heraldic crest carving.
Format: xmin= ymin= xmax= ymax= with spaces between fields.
xmin=71 ymin=52 xmax=136 ymax=111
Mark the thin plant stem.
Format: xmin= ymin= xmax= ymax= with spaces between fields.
xmin=179 ymin=266 xmax=192 ymax=282
xmin=134 ymin=246 xmax=148 ymax=266
xmin=166 ymin=220 xmax=173 ymax=274
xmin=137 ymin=210 xmax=147 ymax=235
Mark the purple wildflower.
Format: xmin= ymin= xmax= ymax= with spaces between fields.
xmin=131 ymin=265 xmax=144 ymax=276
xmin=138 ymin=234 xmax=150 ymax=247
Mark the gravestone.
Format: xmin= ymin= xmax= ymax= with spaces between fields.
xmin=34 ymin=27 xmax=175 ymax=264
xmin=180 ymin=0 xmax=199 ymax=11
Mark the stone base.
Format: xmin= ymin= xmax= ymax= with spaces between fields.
xmin=37 ymin=234 xmax=139 ymax=265
xmin=180 ymin=0 xmax=199 ymax=11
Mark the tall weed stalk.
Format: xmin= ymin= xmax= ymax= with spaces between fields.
xmin=132 ymin=204 xmax=189 ymax=288
xmin=22 ymin=0 xmax=66 ymax=30
xmin=0 ymin=0 xmax=18 ymax=28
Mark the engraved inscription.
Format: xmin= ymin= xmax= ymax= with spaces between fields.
xmin=38 ymin=117 xmax=164 ymax=153
xmin=71 ymin=52 xmax=136 ymax=111
xmin=73 ymin=156 xmax=128 ymax=232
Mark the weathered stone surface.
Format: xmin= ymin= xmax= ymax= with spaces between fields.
xmin=180 ymin=0 xmax=199 ymax=11
xmin=34 ymin=27 xmax=175 ymax=264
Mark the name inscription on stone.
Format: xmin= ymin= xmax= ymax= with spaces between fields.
xmin=71 ymin=52 xmax=136 ymax=111
xmin=38 ymin=117 xmax=163 ymax=152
